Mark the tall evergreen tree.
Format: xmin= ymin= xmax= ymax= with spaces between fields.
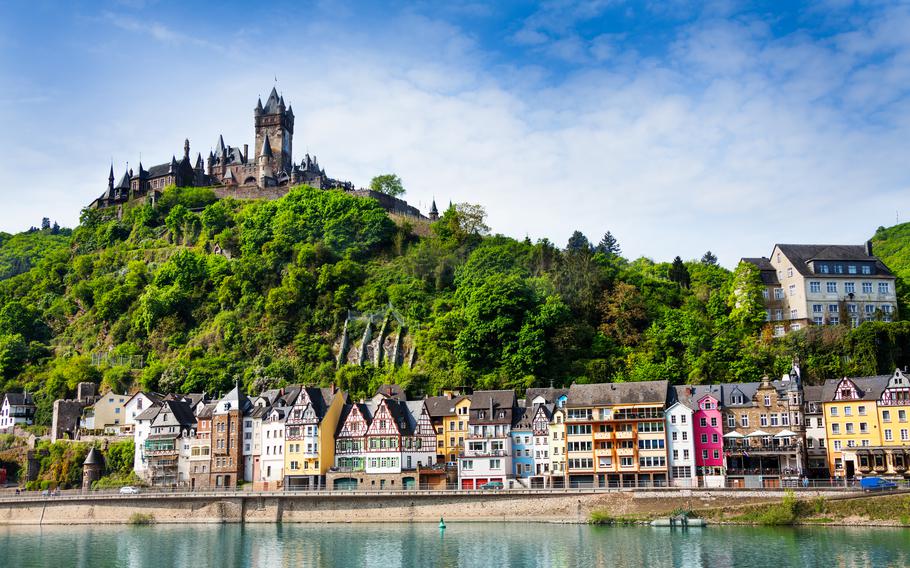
xmin=596 ymin=231 xmax=621 ymax=256
xmin=701 ymin=250 xmax=718 ymax=265
xmin=669 ymin=256 xmax=691 ymax=289
xmin=566 ymin=230 xmax=591 ymax=252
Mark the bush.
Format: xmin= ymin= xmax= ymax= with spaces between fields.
xmin=127 ymin=512 xmax=154 ymax=525
xmin=758 ymin=490 xmax=798 ymax=526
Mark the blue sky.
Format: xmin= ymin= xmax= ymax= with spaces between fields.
xmin=1 ymin=1 xmax=908 ymax=265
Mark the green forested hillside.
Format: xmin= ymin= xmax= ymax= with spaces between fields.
xmin=0 ymin=185 xmax=908 ymax=425
xmin=873 ymin=222 xmax=910 ymax=311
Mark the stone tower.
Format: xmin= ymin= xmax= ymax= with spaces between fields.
xmin=254 ymin=87 xmax=294 ymax=179
xmin=82 ymin=447 xmax=103 ymax=493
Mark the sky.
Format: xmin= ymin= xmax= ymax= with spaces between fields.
xmin=1 ymin=0 xmax=909 ymax=266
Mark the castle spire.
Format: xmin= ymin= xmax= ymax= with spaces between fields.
xmin=108 ymin=164 xmax=114 ymax=190
xmin=184 ymin=138 xmax=190 ymax=160
xmin=261 ymin=135 xmax=273 ymax=159
xmin=429 ymin=198 xmax=439 ymax=221
xmin=169 ymin=155 xmax=177 ymax=173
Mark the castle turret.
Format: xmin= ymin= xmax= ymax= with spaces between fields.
xmin=429 ymin=199 xmax=439 ymax=221
xmin=82 ymin=447 xmax=103 ymax=493
xmin=254 ymin=87 xmax=294 ymax=177
xmin=169 ymin=156 xmax=177 ymax=174
xmin=259 ymin=135 xmax=274 ymax=185
xmin=108 ymin=164 xmax=114 ymax=192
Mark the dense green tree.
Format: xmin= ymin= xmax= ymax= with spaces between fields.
xmin=369 ymin=174 xmax=406 ymax=197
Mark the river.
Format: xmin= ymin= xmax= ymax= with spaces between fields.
xmin=0 ymin=522 xmax=906 ymax=567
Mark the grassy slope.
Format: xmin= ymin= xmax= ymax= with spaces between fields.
xmin=873 ymin=221 xmax=910 ymax=281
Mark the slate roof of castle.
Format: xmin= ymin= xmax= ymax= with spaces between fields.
xmin=83 ymin=447 xmax=103 ymax=466
xmin=263 ymin=87 xmax=282 ymax=114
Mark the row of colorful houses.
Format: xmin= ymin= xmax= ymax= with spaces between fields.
xmin=8 ymin=367 xmax=910 ymax=490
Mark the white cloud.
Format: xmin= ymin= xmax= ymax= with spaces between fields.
xmin=1 ymin=3 xmax=909 ymax=269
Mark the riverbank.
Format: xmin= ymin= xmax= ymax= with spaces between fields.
xmin=0 ymin=488 xmax=857 ymax=525
xmin=693 ymin=491 xmax=910 ymax=527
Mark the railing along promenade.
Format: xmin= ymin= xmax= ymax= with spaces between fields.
xmin=0 ymin=479 xmax=890 ymax=504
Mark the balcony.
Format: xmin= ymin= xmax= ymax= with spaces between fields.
xmin=615 ymin=431 xmax=633 ymax=440
xmin=616 ymin=448 xmax=634 ymax=457
xmin=146 ymin=448 xmax=179 ymax=457
xmin=594 ymin=449 xmax=612 ymax=457
xmin=593 ymin=431 xmax=613 ymax=441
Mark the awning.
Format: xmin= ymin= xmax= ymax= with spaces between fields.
xmin=774 ymin=430 xmax=798 ymax=437
xmin=747 ymin=430 xmax=771 ymax=437
xmin=723 ymin=432 xmax=745 ymax=439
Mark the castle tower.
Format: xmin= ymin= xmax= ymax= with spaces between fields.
xmin=429 ymin=199 xmax=439 ymax=221
xmin=259 ymin=135 xmax=274 ymax=186
xmin=254 ymin=87 xmax=294 ymax=179
xmin=82 ymin=447 xmax=103 ymax=493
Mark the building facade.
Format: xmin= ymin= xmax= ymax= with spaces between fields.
xmin=743 ymin=243 xmax=898 ymax=336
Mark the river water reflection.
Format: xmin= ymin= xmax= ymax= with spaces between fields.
xmin=0 ymin=522 xmax=907 ymax=567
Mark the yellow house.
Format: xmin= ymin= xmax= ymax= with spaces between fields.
xmin=822 ymin=375 xmax=888 ymax=478
xmin=81 ymin=390 xmax=129 ymax=433
xmin=284 ymin=386 xmax=346 ymax=489
xmin=548 ymin=407 xmax=567 ymax=487
xmin=863 ymin=369 xmax=910 ymax=477
xmin=425 ymin=393 xmax=470 ymax=463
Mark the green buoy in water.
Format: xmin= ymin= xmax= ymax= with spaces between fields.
xmin=439 ymin=517 xmax=446 ymax=530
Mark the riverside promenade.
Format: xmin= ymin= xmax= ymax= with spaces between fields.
xmin=0 ymin=486 xmax=866 ymax=525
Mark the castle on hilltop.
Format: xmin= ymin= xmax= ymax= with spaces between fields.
xmin=91 ymin=88 xmax=436 ymax=220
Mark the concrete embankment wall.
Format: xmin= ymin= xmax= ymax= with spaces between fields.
xmin=0 ymin=489 xmax=853 ymax=526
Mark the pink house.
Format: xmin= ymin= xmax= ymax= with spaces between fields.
xmin=693 ymin=393 xmax=725 ymax=478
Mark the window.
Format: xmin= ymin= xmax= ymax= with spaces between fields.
xmin=760 ymin=415 xmax=768 ymax=427
xmin=763 ymin=395 xmax=771 ymax=406
xmin=683 ymin=449 xmax=689 ymax=460
xmin=902 ymin=429 xmax=909 ymax=441
xmin=774 ymin=288 xmax=784 ymax=300
xmin=879 ymin=283 xmax=890 ymax=294
xmin=713 ymin=450 xmax=719 ymax=460
xmin=845 ymin=423 xmax=854 ymax=434
xmin=702 ymin=450 xmax=708 ymax=460
xmin=789 ymin=284 xmax=796 ymax=297
xmin=833 ymin=440 xmax=842 ymax=450
xmin=827 ymin=282 xmax=837 ymax=293
xmin=710 ymin=417 xmax=717 ymax=427
xmin=727 ymin=415 xmax=735 ymax=428
xmin=770 ymin=414 xmax=779 ymax=427
xmin=834 ymin=264 xmax=844 ymax=274
xmin=787 ymin=267 xmax=793 ymax=278
xmin=848 ymin=265 xmax=857 ymax=275
xmin=699 ymin=418 xmax=707 ymax=427
xmin=740 ymin=415 xmax=749 ymax=427
xmin=845 ymin=282 xmax=855 ymax=294
xmin=670 ymin=415 xmax=676 ymax=424
xmin=831 ymin=424 xmax=840 ymax=434
xmin=899 ymin=410 xmax=907 ymax=422
xmin=819 ymin=264 xmax=830 ymax=274
xmin=858 ymin=405 xmax=866 ymax=416
xmin=844 ymin=406 xmax=852 ymax=416
xmin=712 ymin=434 xmax=718 ymax=444
xmin=885 ymin=429 xmax=893 ymax=441
xmin=883 ymin=410 xmax=891 ymax=422
xmin=810 ymin=281 xmax=821 ymax=293
xmin=812 ymin=304 xmax=823 ymax=313
xmin=813 ymin=317 xmax=824 ymax=325
xmin=700 ymin=434 xmax=708 ymax=444
xmin=862 ymin=282 xmax=873 ymax=294
xmin=775 ymin=309 xmax=783 ymax=321
xmin=762 ymin=289 xmax=769 ymax=300
xmin=830 ymin=315 xmax=839 ymax=325
xmin=790 ymin=309 xmax=798 ymax=319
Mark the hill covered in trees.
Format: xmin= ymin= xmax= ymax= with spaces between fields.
xmin=0 ymin=185 xmax=908 ymax=425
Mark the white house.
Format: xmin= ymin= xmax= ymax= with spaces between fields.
xmin=260 ymin=406 xmax=288 ymax=487
xmin=124 ymin=392 xmax=162 ymax=434
xmin=458 ymin=390 xmax=516 ymax=489
xmin=665 ymin=390 xmax=695 ymax=488
xmin=132 ymin=404 xmax=162 ymax=477
xmin=0 ymin=392 xmax=35 ymax=432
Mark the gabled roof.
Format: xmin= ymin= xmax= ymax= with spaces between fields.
xmin=115 ymin=169 xmax=131 ymax=190
xmin=261 ymin=135 xmax=273 ymax=158
xmin=196 ymin=402 xmax=216 ymax=419
xmin=134 ymin=404 xmax=162 ymax=422
xmin=124 ymin=391 xmax=163 ymax=408
xmin=163 ymin=400 xmax=196 ymax=427
xmin=374 ymin=384 xmax=406 ymax=401
xmin=3 ymin=392 xmax=34 ymax=407
xmin=525 ymin=387 xmax=569 ymax=406
xmin=671 ymin=384 xmax=724 ymax=409
xmin=335 ymin=403 xmax=373 ymax=437
xmin=423 ymin=394 xmax=466 ymax=418
xmin=566 ymin=380 xmax=669 ymax=407
xmin=821 ymin=375 xmax=891 ymax=402
xmin=803 ymin=385 xmax=824 ymax=404
xmin=469 ymin=390 xmax=517 ymax=424
xmin=741 ymin=257 xmax=780 ymax=285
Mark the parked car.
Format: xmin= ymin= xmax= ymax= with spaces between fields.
xmin=119 ymin=486 xmax=141 ymax=495
xmin=479 ymin=481 xmax=504 ymax=490
xmin=859 ymin=477 xmax=897 ymax=491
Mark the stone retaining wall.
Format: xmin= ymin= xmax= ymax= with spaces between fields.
xmin=0 ymin=489 xmax=857 ymax=526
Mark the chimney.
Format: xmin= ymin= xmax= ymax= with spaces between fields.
xmin=865 ymin=240 xmax=873 ymax=257
xmin=243 ymin=144 xmax=249 ymax=162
